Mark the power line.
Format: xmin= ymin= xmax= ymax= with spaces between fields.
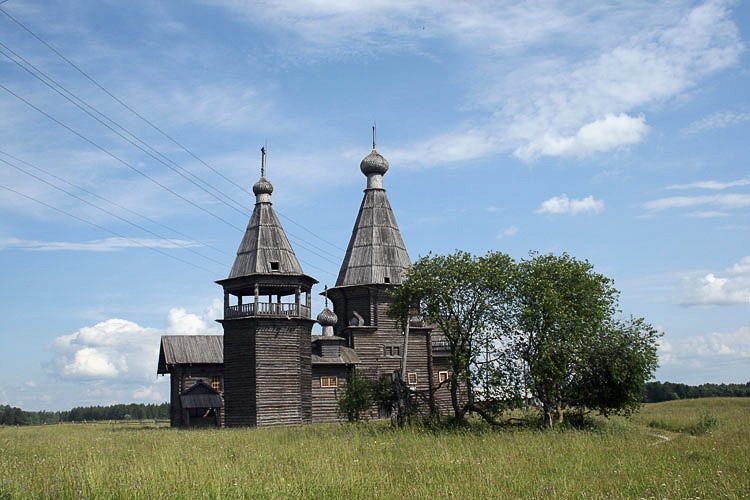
xmin=0 ymin=41 xmax=250 ymax=219
xmin=0 ymin=149 xmax=233 ymax=259
xmin=0 ymin=183 xmax=222 ymax=276
xmin=0 ymin=41 xmax=345 ymax=265
xmin=0 ymin=4 xmax=348 ymax=256
xmin=0 ymin=5 xmax=250 ymax=198
xmin=0 ymin=155 xmax=229 ymax=269
xmin=0 ymin=82 xmax=247 ymax=232
xmin=0 ymin=151 xmax=336 ymax=280
xmin=0 ymin=6 xmax=346 ymax=279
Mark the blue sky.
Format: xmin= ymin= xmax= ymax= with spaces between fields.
xmin=1 ymin=0 xmax=748 ymax=410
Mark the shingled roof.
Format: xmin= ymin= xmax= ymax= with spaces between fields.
xmin=157 ymin=335 xmax=223 ymax=374
xmin=180 ymin=380 xmax=224 ymax=409
xmin=228 ymin=175 xmax=303 ymax=278
xmin=311 ymin=346 xmax=361 ymax=365
xmin=229 ymin=199 xmax=303 ymax=278
xmin=335 ymin=148 xmax=410 ymax=287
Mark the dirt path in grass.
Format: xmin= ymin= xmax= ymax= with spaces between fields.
xmin=648 ymin=432 xmax=674 ymax=445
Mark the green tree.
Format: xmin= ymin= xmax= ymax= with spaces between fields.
xmin=389 ymin=250 xmax=516 ymax=423
xmin=514 ymin=252 xmax=659 ymax=427
xmin=337 ymin=369 xmax=374 ymax=422
xmin=571 ymin=317 xmax=660 ymax=416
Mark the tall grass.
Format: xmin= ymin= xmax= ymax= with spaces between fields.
xmin=0 ymin=398 xmax=748 ymax=498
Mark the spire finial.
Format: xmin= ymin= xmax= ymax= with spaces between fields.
xmin=260 ymin=146 xmax=266 ymax=178
xmin=324 ymin=285 xmax=329 ymax=307
xmin=372 ymin=123 xmax=376 ymax=150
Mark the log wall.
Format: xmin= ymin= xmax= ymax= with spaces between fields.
xmin=168 ymin=365 xmax=224 ymax=427
xmin=311 ymin=365 xmax=350 ymax=423
xmin=222 ymin=317 xmax=314 ymax=427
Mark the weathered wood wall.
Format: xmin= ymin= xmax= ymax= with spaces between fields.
xmin=329 ymin=285 xmax=459 ymax=418
xmin=311 ymin=365 xmax=350 ymax=422
xmin=222 ymin=317 xmax=314 ymax=427
xmin=255 ymin=319 xmax=313 ymax=426
xmin=168 ymin=365 xmax=224 ymax=427
xmin=222 ymin=319 xmax=257 ymax=427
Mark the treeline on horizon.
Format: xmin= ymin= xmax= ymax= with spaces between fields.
xmin=0 ymin=402 xmax=169 ymax=426
xmin=2 ymin=381 xmax=750 ymax=425
xmin=644 ymin=381 xmax=750 ymax=402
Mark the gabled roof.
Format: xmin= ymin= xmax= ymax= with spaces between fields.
xmin=157 ymin=335 xmax=223 ymax=374
xmin=228 ymin=199 xmax=303 ymax=278
xmin=335 ymin=188 xmax=410 ymax=286
xmin=180 ymin=380 xmax=223 ymax=409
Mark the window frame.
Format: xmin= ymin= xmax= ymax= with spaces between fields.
xmin=211 ymin=375 xmax=222 ymax=391
xmin=320 ymin=376 xmax=338 ymax=388
xmin=383 ymin=345 xmax=401 ymax=357
xmin=438 ymin=371 xmax=449 ymax=383
xmin=407 ymin=372 xmax=418 ymax=386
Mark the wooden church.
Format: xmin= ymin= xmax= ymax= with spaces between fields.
xmin=157 ymin=139 xmax=453 ymax=427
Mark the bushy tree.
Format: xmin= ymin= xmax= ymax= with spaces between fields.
xmin=570 ymin=317 xmax=660 ymax=417
xmin=390 ymin=250 xmax=516 ymax=423
xmin=513 ymin=252 xmax=660 ymax=427
xmin=392 ymin=250 xmax=661 ymax=428
xmin=337 ymin=369 xmax=375 ymax=422
xmin=513 ymin=253 xmax=615 ymax=426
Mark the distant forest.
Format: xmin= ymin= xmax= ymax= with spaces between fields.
xmin=644 ymin=381 xmax=750 ymax=402
xmin=0 ymin=402 xmax=169 ymax=425
xmin=2 ymin=381 xmax=750 ymax=425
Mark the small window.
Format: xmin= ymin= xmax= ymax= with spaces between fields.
xmin=320 ymin=376 xmax=338 ymax=388
xmin=438 ymin=371 xmax=449 ymax=383
xmin=407 ymin=372 xmax=418 ymax=386
xmin=270 ymin=261 xmax=280 ymax=271
xmin=384 ymin=277 xmax=390 ymax=284
xmin=211 ymin=375 xmax=222 ymax=391
xmin=384 ymin=345 xmax=400 ymax=357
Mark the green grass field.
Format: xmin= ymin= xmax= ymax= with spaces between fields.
xmin=1 ymin=398 xmax=748 ymax=499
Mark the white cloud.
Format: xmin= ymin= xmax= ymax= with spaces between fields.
xmin=62 ymin=348 xmax=120 ymax=378
xmin=151 ymin=83 xmax=276 ymax=132
xmin=39 ymin=301 xmax=224 ymax=408
xmin=681 ymin=256 xmax=750 ymax=306
xmin=515 ymin=113 xmax=649 ymax=161
xmin=132 ymin=384 xmax=166 ymax=402
xmin=495 ymin=0 xmax=741 ymax=164
xmin=683 ymin=110 xmax=750 ymax=134
xmin=50 ymin=300 xmax=221 ymax=386
xmin=536 ymin=194 xmax=604 ymax=216
xmin=687 ymin=211 xmax=730 ymax=218
xmin=644 ymin=193 xmax=750 ymax=212
xmin=207 ymin=1 xmax=742 ymax=166
xmin=388 ymin=127 xmax=500 ymax=166
xmin=659 ymin=326 xmax=750 ymax=367
xmin=496 ymin=225 xmax=518 ymax=239
xmin=51 ymin=319 xmax=161 ymax=381
xmin=666 ymin=178 xmax=750 ymax=190
xmin=0 ymin=236 xmax=203 ymax=252
xmin=164 ymin=299 xmax=223 ymax=335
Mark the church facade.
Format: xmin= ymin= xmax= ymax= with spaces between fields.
xmin=158 ymin=142 xmax=452 ymax=427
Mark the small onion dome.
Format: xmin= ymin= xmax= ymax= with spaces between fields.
xmin=316 ymin=306 xmax=338 ymax=327
xmin=360 ymin=149 xmax=389 ymax=177
xmin=252 ymin=177 xmax=273 ymax=196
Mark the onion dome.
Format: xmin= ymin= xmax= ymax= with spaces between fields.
xmin=360 ymin=149 xmax=389 ymax=177
xmin=252 ymin=177 xmax=273 ymax=196
xmin=316 ymin=306 xmax=337 ymax=327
